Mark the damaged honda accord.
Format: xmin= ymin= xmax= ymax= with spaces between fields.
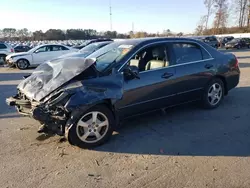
xmin=6 ymin=38 xmax=240 ymax=148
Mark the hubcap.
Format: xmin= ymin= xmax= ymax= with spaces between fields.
xmin=208 ymin=83 xmax=222 ymax=106
xmin=76 ymin=111 xmax=109 ymax=143
xmin=18 ymin=60 xmax=27 ymax=69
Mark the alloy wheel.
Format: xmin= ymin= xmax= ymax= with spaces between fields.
xmin=76 ymin=111 xmax=109 ymax=143
xmin=208 ymin=83 xmax=222 ymax=106
xmin=17 ymin=60 xmax=28 ymax=69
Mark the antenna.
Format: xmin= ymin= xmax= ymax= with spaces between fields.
xmin=109 ymin=0 xmax=113 ymax=31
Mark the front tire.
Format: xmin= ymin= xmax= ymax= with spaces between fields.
xmin=66 ymin=105 xmax=115 ymax=148
xmin=16 ymin=59 xmax=29 ymax=70
xmin=202 ymin=78 xmax=224 ymax=109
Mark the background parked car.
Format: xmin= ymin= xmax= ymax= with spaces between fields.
xmin=0 ymin=42 xmax=14 ymax=64
xmin=192 ymin=36 xmax=220 ymax=49
xmin=73 ymin=38 xmax=113 ymax=49
xmin=57 ymin=41 xmax=113 ymax=59
xmin=14 ymin=45 xmax=32 ymax=53
xmin=225 ymin=38 xmax=250 ymax=49
xmin=5 ymin=44 xmax=78 ymax=69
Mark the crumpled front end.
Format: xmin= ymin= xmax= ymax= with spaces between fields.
xmin=6 ymin=68 xmax=124 ymax=135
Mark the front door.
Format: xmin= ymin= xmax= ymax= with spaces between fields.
xmin=115 ymin=42 xmax=177 ymax=118
xmin=32 ymin=45 xmax=52 ymax=65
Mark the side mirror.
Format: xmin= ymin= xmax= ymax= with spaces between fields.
xmin=34 ymin=50 xmax=39 ymax=54
xmin=124 ymin=65 xmax=140 ymax=80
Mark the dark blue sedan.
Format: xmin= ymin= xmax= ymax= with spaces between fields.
xmin=6 ymin=37 xmax=240 ymax=148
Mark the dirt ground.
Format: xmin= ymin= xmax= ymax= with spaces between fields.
xmin=1 ymin=49 xmax=250 ymax=188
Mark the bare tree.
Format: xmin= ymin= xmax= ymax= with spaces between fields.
xmin=195 ymin=15 xmax=207 ymax=35
xmin=234 ymin=0 xmax=248 ymax=27
xmin=247 ymin=0 xmax=250 ymax=27
xmin=204 ymin=0 xmax=215 ymax=30
xmin=213 ymin=0 xmax=228 ymax=33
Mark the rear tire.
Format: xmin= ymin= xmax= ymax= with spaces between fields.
xmin=202 ymin=78 xmax=225 ymax=109
xmin=16 ymin=59 xmax=29 ymax=70
xmin=66 ymin=105 xmax=115 ymax=148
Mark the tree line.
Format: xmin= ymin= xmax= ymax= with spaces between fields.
xmin=196 ymin=0 xmax=250 ymax=35
xmin=0 ymin=28 xmax=183 ymax=41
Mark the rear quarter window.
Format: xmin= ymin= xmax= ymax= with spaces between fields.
xmin=173 ymin=43 xmax=203 ymax=64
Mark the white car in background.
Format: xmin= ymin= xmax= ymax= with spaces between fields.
xmin=0 ymin=43 xmax=15 ymax=64
xmin=5 ymin=44 xmax=78 ymax=69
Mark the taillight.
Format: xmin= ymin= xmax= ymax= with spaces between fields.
xmin=235 ymin=57 xmax=239 ymax=68
xmin=11 ymin=48 xmax=14 ymax=53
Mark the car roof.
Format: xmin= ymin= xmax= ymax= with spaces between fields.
xmin=111 ymin=37 xmax=204 ymax=46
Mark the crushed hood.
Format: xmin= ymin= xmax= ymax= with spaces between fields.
xmin=17 ymin=57 xmax=96 ymax=102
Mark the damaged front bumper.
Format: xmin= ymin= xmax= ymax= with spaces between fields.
xmin=6 ymin=91 xmax=70 ymax=135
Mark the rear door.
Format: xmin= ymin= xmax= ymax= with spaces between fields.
xmin=115 ymin=42 xmax=177 ymax=118
xmin=170 ymin=41 xmax=214 ymax=103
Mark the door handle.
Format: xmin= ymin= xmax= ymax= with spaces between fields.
xmin=205 ymin=64 xmax=213 ymax=69
xmin=162 ymin=72 xmax=174 ymax=79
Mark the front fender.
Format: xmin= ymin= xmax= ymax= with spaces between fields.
xmin=64 ymin=73 xmax=124 ymax=127
xmin=64 ymin=73 xmax=124 ymax=111
xmin=13 ymin=55 xmax=32 ymax=63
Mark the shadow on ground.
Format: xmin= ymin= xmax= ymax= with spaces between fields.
xmin=94 ymin=87 xmax=250 ymax=156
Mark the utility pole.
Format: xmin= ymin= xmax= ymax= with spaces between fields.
xmin=132 ymin=22 xmax=134 ymax=33
xmin=109 ymin=0 xmax=113 ymax=31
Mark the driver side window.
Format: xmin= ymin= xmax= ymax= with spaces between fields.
xmin=128 ymin=43 xmax=170 ymax=72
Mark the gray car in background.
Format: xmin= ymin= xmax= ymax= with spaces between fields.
xmin=57 ymin=41 xmax=113 ymax=59
xmin=193 ymin=35 xmax=219 ymax=49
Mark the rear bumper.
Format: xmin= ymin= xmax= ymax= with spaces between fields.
xmin=226 ymin=71 xmax=240 ymax=91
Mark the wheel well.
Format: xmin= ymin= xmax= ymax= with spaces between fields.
xmin=214 ymin=75 xmax=228 ymax=95
xmin=95 ymin=99 xmax=119 ymax=127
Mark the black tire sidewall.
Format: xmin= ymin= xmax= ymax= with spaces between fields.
xmin=202 ymin=79 xmax=224 ymax=109
xmin=66 ymin=105 xmax=115 ymax=148
xmin=16 ymin=59 xmax=29 ymax=70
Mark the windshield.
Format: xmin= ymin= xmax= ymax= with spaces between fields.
xmin=27 ymin=45 xmax=40 ymax=53
xmin=79 ymin=43 xmax=100 ymax=53
xmin=87 ymin=42 xmax=134 ymax=72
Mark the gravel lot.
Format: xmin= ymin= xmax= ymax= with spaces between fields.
xmin=1 ymin=49 xmax=250 ymax=188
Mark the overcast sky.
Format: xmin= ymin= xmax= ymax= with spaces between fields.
xmin=1 ymin=0 xmax=212 ymax=33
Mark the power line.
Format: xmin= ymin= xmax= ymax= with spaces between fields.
xmin=109 ymin=0 xmax=112 ymax=31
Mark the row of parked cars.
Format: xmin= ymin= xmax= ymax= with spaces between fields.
xmin=0 ymin=38 xmax=114 ymax=69
xmin=5 ymin=36 xmax=240 ymax=148
xmin=191 ymin=35 xmax=250 ymax=50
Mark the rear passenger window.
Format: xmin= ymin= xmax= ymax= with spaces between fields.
xmin=173 ymin=43 xmax=208 ymax=64
xmin=0 ymin=44 xmax=7 ymax=49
